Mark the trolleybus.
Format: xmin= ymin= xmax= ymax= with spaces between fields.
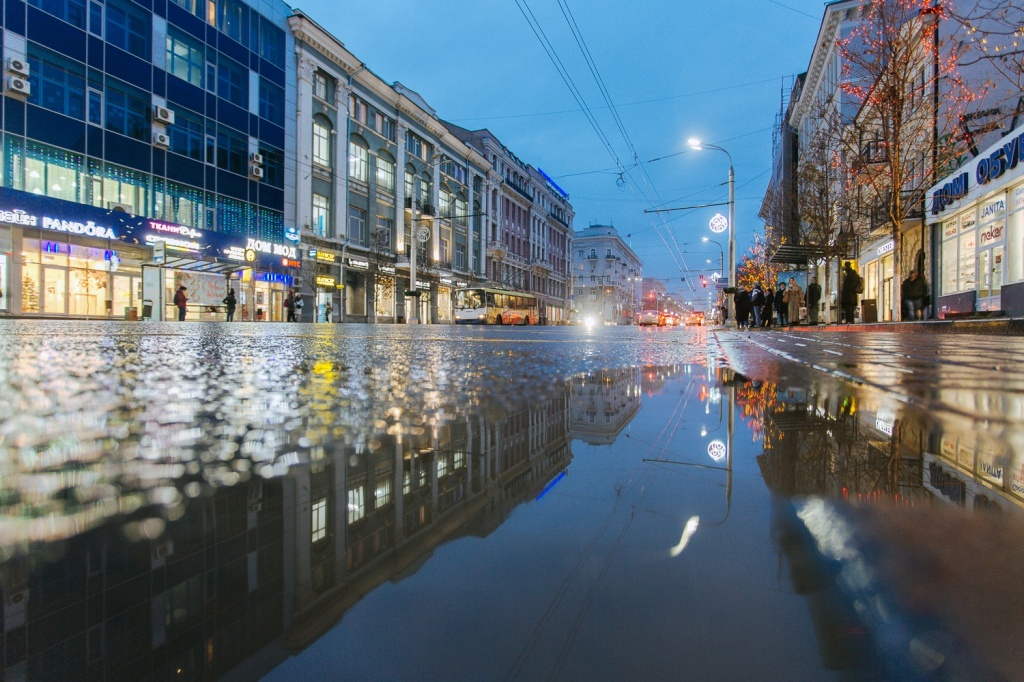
xmin=454 ymin=287 xmax=539 ymax=324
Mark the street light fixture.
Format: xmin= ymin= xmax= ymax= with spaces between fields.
xmin=701 ymin=236 xmax=724 ymax=281
xmin=689 ymin=138 xmax=735 ymax=328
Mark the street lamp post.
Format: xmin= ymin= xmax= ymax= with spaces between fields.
xmin=689 ymin=139 xmax=735 ymax=328
xmin=702 ymin=236 xmax=724 ymax=283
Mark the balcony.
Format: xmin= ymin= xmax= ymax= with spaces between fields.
xmin=403 ymin=197 xmax=436 ymax=217
xmin=531 ymin=258 xmax=552 ymax=274
xmin=506 ymin=181 xmax=534 ymax=202
xmin=487 ymin=240 xmax=507 ymax=259
xmin=548 ymin=211 xmax=569 ymax=228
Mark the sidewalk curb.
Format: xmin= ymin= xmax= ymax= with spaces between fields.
xmin=714 ymin=317 xmax=1024 ymax=335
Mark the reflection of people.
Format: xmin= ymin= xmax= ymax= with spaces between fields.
xmin=902 ymin=270 xmax=927 ymax=320
xmin=174 ymin=286 xmax=188 ymax=321
xmin=784 ymin=277 xmax=804 ymax=326
xmin=806 ymin=277 xmax=821 ymax=324
xmin=841 ymin=262 xmax=862 ymax=324
xmin=223 ymin=288 xmax=237 ymax=322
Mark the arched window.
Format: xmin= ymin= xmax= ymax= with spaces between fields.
xmin=312 ymin=115 xmax=332 ymax=168
xmin=376 ymin=150 xmax=396 ymax=193
xmin=349 ymin=135 xmax=369 ymax=182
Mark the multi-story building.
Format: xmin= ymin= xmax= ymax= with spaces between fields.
xmin=443 ymin=124 xmax=574 ymax=324
xmin=290 ymin=12 xmax=491 ymax=324
xmin=572 ymin=225 xmax=642 ymax=325
xmin=0 ymin=0 xmax=298 ymax=321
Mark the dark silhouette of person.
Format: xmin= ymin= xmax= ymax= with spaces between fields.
xmin=841 ymin=262 xmax=862 ymax=324
xmin=174 ymin=286 xmax=188 ymax=321
xmin=223 ymin=288 xmax=237 ymax=322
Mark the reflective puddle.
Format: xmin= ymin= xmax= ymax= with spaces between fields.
xmin=0 ymin=323 xmax=1019 ymax=680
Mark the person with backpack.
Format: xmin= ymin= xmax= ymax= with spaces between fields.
xmin=841 ymin=262 xmax=863 ymax=324
xmin=173 ymin=286 xmax=188 ymax=321
xmin=750 ymin=283 xmax=765 ymax=328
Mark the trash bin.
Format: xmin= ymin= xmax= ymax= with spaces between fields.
xmin=142 ymin=299 xmax=153 ymax=320
xmin=861 ymin=298 xmax=877 ymax=323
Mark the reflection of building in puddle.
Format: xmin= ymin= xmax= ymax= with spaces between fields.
xmin=570 ymin=367 xmax=642 ymax=445
xmin=752 ymin=378 xmax=1024 ymax=512
xmin=0 ymin=392 xmax=572 ymax=679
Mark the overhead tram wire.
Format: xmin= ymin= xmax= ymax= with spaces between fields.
xmin=551 ymin=0 xmax=696 ymax=283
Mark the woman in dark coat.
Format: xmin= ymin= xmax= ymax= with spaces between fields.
xmin=763 ymin=288 xmax=775 ymax=328
xmin=774 ymin=282 xmax=788 ymax=326
xmin=734 ymin=287 xmax=751 ymax=329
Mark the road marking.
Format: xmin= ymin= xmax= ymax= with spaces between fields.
xmin=823 ymin=349 xmax=843 ymax=356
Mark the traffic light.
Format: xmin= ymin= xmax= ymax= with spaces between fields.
xmin=700 ymin=274 xmax=707 ymax=288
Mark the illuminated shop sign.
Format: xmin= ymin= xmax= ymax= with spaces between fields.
xmin=149 ymin=221 xmax=202 ymax=239
xmin=0 ymin=207 xmax=118 ymax=239
xmin=346 ymin=257 xmax=369 ymax=270
xmin=314 ymin=251 xmax=336 ymax=264
xmin=246 ymin=238 xmax=298 ymax=259
xmin=281 ymin=257 xmax=301 ymax=268
xmin=876 ymin=240 xmax=894 ymax=256
xmin=284 ymin=225 xmax=301 ymax=243
xmin=255 ymin=273 xmax=293 ymax=285
xmin=930 ymin=125 xmax=1024 ymax=214
xmin=315 ymin=275 xmax=337 ymax=287
xmin=379 ymin=265 xmax=396 ymax=275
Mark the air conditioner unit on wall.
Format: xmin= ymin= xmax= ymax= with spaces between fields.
xmin=153 ymin=105 xmax=175 ymax=125
xmin=5 ymin=58 xmax=29 ymax=78
xmin=249 ymin=152 xmax=264 ymax=165
xmin=249 ymin=164 xmax=264 ymax=179
xmin=5 ymin=76 xmax=30 ymax=97
xmin=152 ymin=131 xmax=170 ymax=148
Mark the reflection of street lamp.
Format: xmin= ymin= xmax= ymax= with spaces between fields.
xmin=689 ymin=139 xmax=734 ymax=328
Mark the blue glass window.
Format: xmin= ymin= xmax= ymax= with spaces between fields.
xmin=216 ymin=127 xmax=247 ymax=175
xmin=104 ymin=78 xmax=148 ymax=140
xmin=168 ymin=0 xmax=203 ymax=19
xmin=28 ymin=0 xmax=87 ymax=29
xmin=218 ymin=0 xmax=245 ymax=43
xmin=258 ymin=145 xmax=283 ymax=189
xmin=258 ymin=78 xmax=283 ymax=126
xmin=169 ymin=110 xmax=206 ymax=161
xmin=105 ymin=0 xmax=150 ymax=58
xmin=215 ymin=55 xmax=248 ymax=108
xmin=27 ymin=46 xmax=86 ymax=120
xmin=166 ymin=27 xmax=205 ymax=88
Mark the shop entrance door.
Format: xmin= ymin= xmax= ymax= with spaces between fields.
xmin=111 ymin=274 xmax=139 ymax=318
xmin=977 ymin=245 xmax=1004 ymax=311
xmin=271 ymin=290 xmax=283 ymax=321
xmin=43 ymin=267 xmax=66 ymax=314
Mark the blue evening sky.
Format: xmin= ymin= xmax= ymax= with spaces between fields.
xmin=293 ymin=0 xmax=826 ymax=301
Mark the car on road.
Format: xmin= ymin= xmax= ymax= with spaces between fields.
xmin=638 ymin=310 xmax=661 ymax=326
xmin=683 ymin=312 xmax=705 ymax=326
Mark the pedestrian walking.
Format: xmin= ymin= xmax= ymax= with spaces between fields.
xmin=734 ymin=286 xmax=751 ymax=329
xmin=324 ymin=302 xmax=332 ymax=323
xmin=841 ymin=262 xmax=862 ymax=324
xmin=784 ymin=277 xmax=805 ymax=327
xmin=806 ymin=277 xmax=822 ymax=324
xmin=902 ymin=270 xmax=927 ymax=320
xmin=774 ymin=282 xmax=788 ymax=326
xmin=173 ymin=286 xmax=188 ymax=321
xmin=285 ymin=289 xmax=296 ymax=322
xmin=763 ymin=287 xmax=775 ymax=328
xmin=750 ymin=283 xmax=765 ymax=328
xmin=223 ymin=288 xmax=237 ymax=322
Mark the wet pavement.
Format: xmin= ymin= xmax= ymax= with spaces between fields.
xmin=0 ymin=321 xmax=1022 ymax=680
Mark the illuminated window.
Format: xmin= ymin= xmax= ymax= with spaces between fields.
xmin=375 ymin=478 xmax=392 ymax=507
xmin=376 ymin=154 xmax=395 ymax=193
xmin=311 ymin=498 xmax=327 ymax=543
xmin=347 ymin=486 xmax=365 ymax=524
xmin=166 ymin=28 xmax=205 ymax=87
xmin=312 ymin=194 xmax=330 ymax=237
xmin=349 ymin=143 xmax=368 ymax=182
xmin=312 ymin=118 xmax=331 ymax=167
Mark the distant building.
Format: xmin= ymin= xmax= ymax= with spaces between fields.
xmin=571 ymin=225 xmax=643 ymax=325
xmin=443 ymin=124 xmax=574 ymax=324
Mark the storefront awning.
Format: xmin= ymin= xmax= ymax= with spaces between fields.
xmin=769 ymin=244 xmax=824 ymax=266
xmin=158 ymin=255 xmax=242 ymax=274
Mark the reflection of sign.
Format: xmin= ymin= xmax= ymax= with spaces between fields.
xmin=707 ymin=439 xmax=727 ymax=462
xmin=315 ymin=275 xmax=337 ymax=287
xmin=417 ymin=226 xmax=431 ymax=243
xmin=709 ymin=213 xmax=728 ymax=234
xmin=875 ymin=408 xmax=895 ymax=436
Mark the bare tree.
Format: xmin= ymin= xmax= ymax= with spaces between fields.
xmin=837 ymin=0 xmax=981 ymax=320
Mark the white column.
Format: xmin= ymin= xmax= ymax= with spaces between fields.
xmin=335 ymin=80 xmax=352 ymax=241
xmin=395 ymin=123 xmax=408 ymax=251
xmin=295 ymin=52 xmax=316 ymax=234
xmin=467 ymin=172 xmax=476 ymax=275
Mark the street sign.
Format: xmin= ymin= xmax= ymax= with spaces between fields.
xmin=153 ymin=241 xmax=165 ymax=264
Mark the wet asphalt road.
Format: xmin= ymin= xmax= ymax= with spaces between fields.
xmin=1 ymin=321 xmax=1022 ymax=681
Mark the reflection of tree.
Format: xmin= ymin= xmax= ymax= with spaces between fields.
xmin=22 ymin=273 xmax=39 ymax=312
xmin=735 ymin=380 xmax=779 ymax=445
